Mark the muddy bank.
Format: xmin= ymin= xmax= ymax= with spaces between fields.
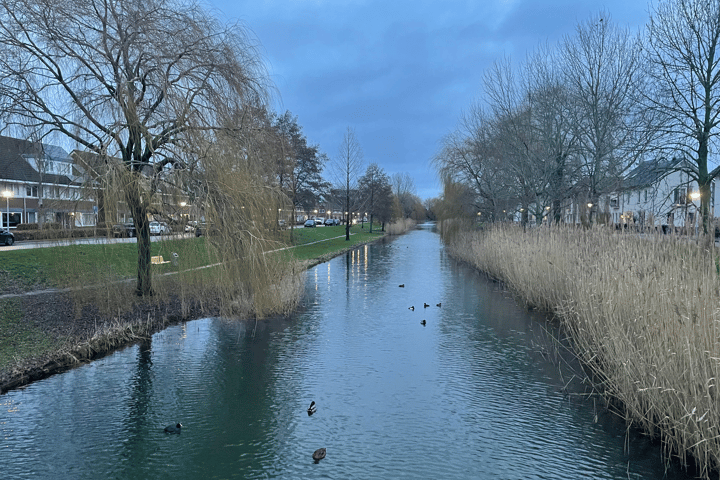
xmin=0 ymin=289 xmax=220 ymax=394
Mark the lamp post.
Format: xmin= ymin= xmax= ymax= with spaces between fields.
xmin=2 ymin=190 xmax=13 ymax=231
xmin=690 ymin=191 xmax=701 ymax=236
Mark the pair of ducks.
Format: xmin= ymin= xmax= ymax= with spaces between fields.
xmin=409 ymin=302 xmax=441 ymax=310
xmin=164 ymin=415 xmax=327 ymax=464
xmin=307 ymin=401 xmax=327 ymax=464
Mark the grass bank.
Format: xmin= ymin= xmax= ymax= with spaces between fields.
xmin=0 ymin=223 xmax=387 ymax=392
xmin=444 ymin=223 xmax=720 ymax=478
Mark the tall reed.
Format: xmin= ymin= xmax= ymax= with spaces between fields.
xmin=445 ymin=224 xmax=720 ymax=478
xmin=385 ymin=218 xmax=416 ymax=235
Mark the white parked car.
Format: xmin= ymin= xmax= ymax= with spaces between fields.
xmin=149 ymin=221 xmax=170 ymax=235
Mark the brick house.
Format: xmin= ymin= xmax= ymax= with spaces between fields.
xmin=0 ymin=135 xmax=96 ymax=228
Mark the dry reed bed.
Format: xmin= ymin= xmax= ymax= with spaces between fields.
xmin=446 ymin=224 xmax=720 ymax=478
xmin=385 ymin=218 xmax=417 ymax=235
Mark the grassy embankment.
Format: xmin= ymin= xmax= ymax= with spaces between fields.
xmin=444 ymin=223 xmax=720 ymax=479
xmin=0 ymin=224 xmax=385 ymax=384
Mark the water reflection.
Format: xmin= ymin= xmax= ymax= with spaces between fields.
xmin=0 ymin=226 xmax=696 ymax=479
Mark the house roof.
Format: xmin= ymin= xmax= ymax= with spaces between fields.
xmin=0 ymin=135 xmax=78 ymax=186
xmin=622 ymin=157 xmax=684 ymax=190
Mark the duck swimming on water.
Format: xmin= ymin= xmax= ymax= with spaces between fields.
xmin=421 ymin=320 xmax=426 ymax=326
xmin=307 ymin=401 xmax=317 ymax=416
xmin=423 ymin=303 xmax=429 ymax=308
xmin=409 ymin=306 xmax=414 ymax=311
xmin=312 ymin=448 xmax=326 ymax=463
xmin=399 ymin=284 xmax=405 ymax=288
xmin=164 ymin=423 xmax=182 ymax=434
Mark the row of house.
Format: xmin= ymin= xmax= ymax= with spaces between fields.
xmin=0 ymin=135 xmax=95 ymax=228
xmin=0 ymin=134 xmax=192 ymax=229
xmin=0 ymin=133 xmax=355 ymax=231
xmin=512 ymin=157 xmax=720 ymax=233
xmin=575 ymin=158 xmax=714 ymax=232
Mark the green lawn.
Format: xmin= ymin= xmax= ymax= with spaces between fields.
xmin=281 ymin=224 xmax=384 ymax=262
xmin=0 ymin=237 xmax=214 ymax=294
xmin=0 ymin=224 xmax=385 ymax=294
xmin=0 ymin=298 xmax=60 ymax=370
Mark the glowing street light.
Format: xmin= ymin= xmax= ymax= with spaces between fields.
xmin=2 ymin=190 xmax=12 ymax=231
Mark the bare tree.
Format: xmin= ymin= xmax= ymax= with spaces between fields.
xmin=481 ymin=52 xmax=581 ymax=227
xmin=563 ymin=12 xmax=658 ymax=223
xmin=0 ymin=0 xmax=268 ymax=295
xmin=522 ymin=47 xmax=581 ymax=225
xmin=390 ymin=172 xmax=415 ymax=218
xmin=333 ymin=127 xmax=364 ymax=240
xmin=646 ymin=0 xmax=720 ymax=233
xmin=359 ymin=163 xmax=392 ymax=233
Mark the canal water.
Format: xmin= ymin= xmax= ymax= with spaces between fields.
xmin=0 ymin=226 xmax=695 ymax=479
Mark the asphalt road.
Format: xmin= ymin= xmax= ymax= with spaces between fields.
xmin=0 ymin=233 xmax=191 ymax=251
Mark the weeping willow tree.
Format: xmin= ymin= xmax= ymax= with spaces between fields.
xmin=0 ymin=0 xmax=269 ymax=296
xmin=175 ymin=106 xmax=303 ymax=319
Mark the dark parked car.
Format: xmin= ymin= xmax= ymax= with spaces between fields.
xmin=112 ymin=223 xmax=136 ymax=237
xmin=324 ymin=218 xmax=337 ymax=226
xmin=195 ymin=223 xmax=209 ymax=237
xmin=304 ymin=219 xmax=316 ymax=228
xmin=0 ymin=230 xmax=14 ymax=246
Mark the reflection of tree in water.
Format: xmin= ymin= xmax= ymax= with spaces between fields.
xmin=192 ymin=318 xmax=299 ymax=474
xmin=118 ymin=338 xmax=154 ymax=471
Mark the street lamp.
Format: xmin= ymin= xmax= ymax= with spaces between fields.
xmin=690 ymin=192 xmax=701 ymax=236
xmin=2 ymin=190 xmax=13 ymax=231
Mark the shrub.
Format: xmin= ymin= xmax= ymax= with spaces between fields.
xmin=16 ymin=223 xmax=39 ymax=230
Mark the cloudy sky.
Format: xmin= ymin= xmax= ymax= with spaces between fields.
xmin=206 ymin=1 xmax=650 ymax=201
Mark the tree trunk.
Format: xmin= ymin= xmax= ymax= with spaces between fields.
xmin=698 ymin=134 xmax=711 ymax=234
xmin=345 ymin=191 xmax=351 ymax=241
xmin=126 ymin=176 xmax=152 ymax=296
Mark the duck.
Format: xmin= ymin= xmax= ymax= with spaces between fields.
xmin=421 ymin=320 xmax=426 ymax=326
xmin=399 ymin=284 xmax=405 ymax=288
xmin=423 ymin=303 xmax=429 ymax=308
xmin=408 ymin=306 xmax=414 ymax=311
xmin=312 ymin=447 xmax=327 ymax=463
xmin=164 ymin=423 xmax=182 ymax=434
xmin=436 ymin=303 xmax=442 ymax=307
xmin=307 ymin=401 xmax=317 ymax=416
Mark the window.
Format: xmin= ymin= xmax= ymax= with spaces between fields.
xmin=644 ymin=189 xmax=648 ymax=202
xmin=674 ymin=187 xmax=687 ymax=205
xmin=26 ymin=185 xmax=38 ymax=197
xmin=637 ymin=191 xmax=641 ymax=203
xmin=626 ymin=192 xmax=631 ymax=203
xmin=610 ymin=197 xmax=619 ymax=208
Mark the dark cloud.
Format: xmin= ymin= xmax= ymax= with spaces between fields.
xmin=211 ymin=0 xmax=648 ymax=200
